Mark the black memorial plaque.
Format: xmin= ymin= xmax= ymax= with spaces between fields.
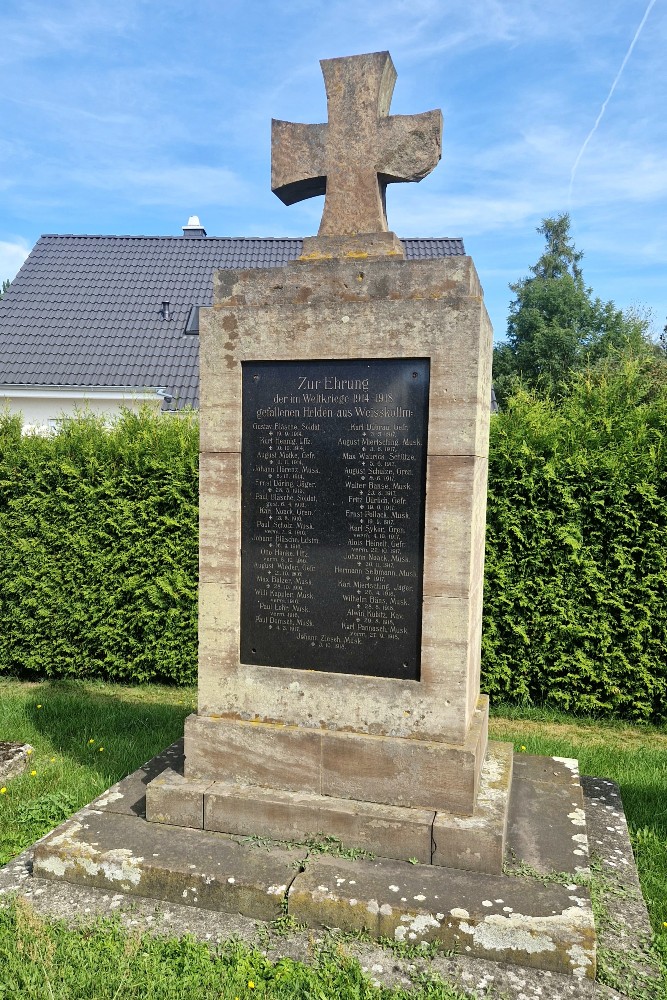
xmin=240 ymin=358 xmax=429 ymax=680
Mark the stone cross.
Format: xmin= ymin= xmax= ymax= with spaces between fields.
xmin=271 ymin=51 xmax=442 ymax=238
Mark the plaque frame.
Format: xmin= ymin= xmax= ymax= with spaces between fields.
xmin=239 ymin=357 xmax=430 ymax=680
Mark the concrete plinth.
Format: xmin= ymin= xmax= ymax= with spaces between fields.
xmin=183 ymin=695 xmax=489 ymax=816
xmin=28 ymin=741 xmax=607 ymax=981
xmin=146 ymin=739 xmax=513 ymax=873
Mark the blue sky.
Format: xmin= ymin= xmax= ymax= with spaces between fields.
xmin=1 ymin=0 xmax=664 ymax=341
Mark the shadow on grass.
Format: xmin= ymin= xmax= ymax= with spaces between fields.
xmin=11 ymin=679 xmax=191 ymax=783
xmin=619 ymin=777 xmax=667 ymax=841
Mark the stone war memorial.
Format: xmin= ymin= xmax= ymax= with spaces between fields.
xmin=30 ymin=51 xmax=632 ymax=986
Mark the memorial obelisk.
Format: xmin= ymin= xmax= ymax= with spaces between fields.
xmin=151 ymin=50 xmax=509 ymax=871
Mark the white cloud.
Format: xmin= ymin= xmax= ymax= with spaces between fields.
xmin=0 ymin=0 xmax=137 ymax=65
xmin=313 ymin=0 xmax=585 ymax=60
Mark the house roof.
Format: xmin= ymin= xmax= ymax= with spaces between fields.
xmin=0 ymin=234 xmax=466 ymax=410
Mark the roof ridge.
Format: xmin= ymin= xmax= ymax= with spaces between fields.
xmin=39 ymin=234 xmax=306 ymax=242
xmin=37 ymin=234 xmax=462 ymax=242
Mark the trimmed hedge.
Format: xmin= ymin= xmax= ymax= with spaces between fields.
xmin=0 ymin=409 xmax=198 ymax=685
xmin=1 ymin=353 xmax=666 ymax=721
xmin=482 ymin=352 xmax=667 ymax=722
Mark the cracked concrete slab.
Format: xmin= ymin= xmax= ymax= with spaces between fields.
xmin=33 ymin=809 xmax=306 ymax=921
xmin=288 ymin=853 xmax=595 ymax=979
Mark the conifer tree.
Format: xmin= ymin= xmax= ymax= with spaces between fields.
xmin=493 ymin=214 xmax=649 ymax=405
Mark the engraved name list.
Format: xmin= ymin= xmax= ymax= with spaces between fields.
xmin=240 ymin=358 xmax=429 ymax=679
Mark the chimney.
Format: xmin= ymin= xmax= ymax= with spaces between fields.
xmin=182 ymin=215 xmax=207 ymax=238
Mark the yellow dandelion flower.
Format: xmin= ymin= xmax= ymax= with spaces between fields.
xmin=37 ymin=704 xmax=42 ymax=709
xmin=30 ymin=770 xmax=37 ymax=777
xmin=248 ymin=981 xmax=255 ymax=989
xmin=50 ymin=757 xmax=56 ymax=762
xmin=520 ymin=745 xmax=527 ymax=752
xmin=88 ymin=739 xmax=95 ymax=744
xmin=99 ymin=747 xmax=104 ymax=752
xmin=0 ymin=787 xmax=7 ymax=795
xmin=26 ymin=748 xmax=33 ymax=755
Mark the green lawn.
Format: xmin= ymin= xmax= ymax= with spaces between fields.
xmin=0 ymin=678 xmax=195 ymax=864
xmin=0 ymin=679 xmax=665 ymax=999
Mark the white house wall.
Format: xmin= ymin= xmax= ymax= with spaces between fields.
xmin=0 ymin=388 xmax=164 ymax=432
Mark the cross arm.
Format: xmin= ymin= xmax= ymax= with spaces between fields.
xmin=271 ymin=120 xmax=328 ymax=206
xmin=377 ymin=110 xmax=443 ymax=183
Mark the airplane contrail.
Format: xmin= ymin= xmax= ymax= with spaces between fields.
xmin=568 ymin=0 xmax=658 ymax=204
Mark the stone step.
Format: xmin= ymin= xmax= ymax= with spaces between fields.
xmin=432 ymin=741 xmax=512 ymax=872
xmin=145 ymin=740 xmax=514 ymax=873
xmin=506 ymin=755 xmax=590 ymax=876
xmin=31 ymin=802 xmax=596 ymax=981
xmin=204 ymin=781 xmax=435 ymax=864
xmin=288 ymin=853 xmax=595 ymax=980
xmin=31 ymin=743 xmax=598 ymax=980
xmin=33 ymin=808 xmax=306 ymax=921
xmin=86 ymin=741 xmax=591 ymax=882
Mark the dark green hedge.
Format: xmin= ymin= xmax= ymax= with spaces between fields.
xmin=482 ymin=352 xmax=667 ymax=722
xmin=2 ymin=354 xmax=666 ymax=721
xmin=0 ymin=409 xmax=198 ymax=685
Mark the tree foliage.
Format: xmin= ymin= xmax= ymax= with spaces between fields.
xmin=493 ymin=214 xmax=650 ymax=405
xmin=0 ymin=279 xmax=10 ymax=299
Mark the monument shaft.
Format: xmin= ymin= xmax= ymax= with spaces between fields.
xmin=192 ymin=254 xmax=492 ymax=799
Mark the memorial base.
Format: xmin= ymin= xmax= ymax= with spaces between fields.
xmin=145 ymin=740 xmax=513 ymax=871
xmin=27 ymin=741 xmax=608 ymax=983
xmin=182 ymin=695 xmax=489 ymax=817
xmin=299 ymin=230 xmax=405 ymax=260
